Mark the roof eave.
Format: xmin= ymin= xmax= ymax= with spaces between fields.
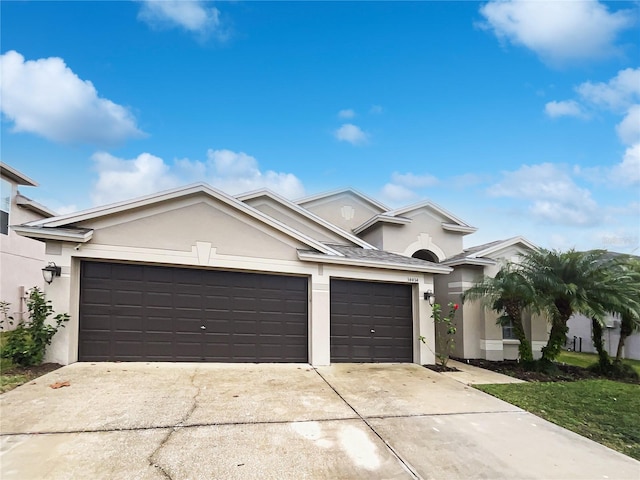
xmin=16 ymin=195 xmax=57 ymax=218
xmin=353 ymin=215 xmax=412 ymax=235
xmin=12 ymin=226 xmax=94 ymax=243
xmin=442 ymin=223 xmax=477 ymax=234
xmin=298 ymin=251 xmax=453 ymax=274
xmin=442 ymin=258 xmax=496 ymax=267
xmin=0 ymin=163 xmax=38 ymax=187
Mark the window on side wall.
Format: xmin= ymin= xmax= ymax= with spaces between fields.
xmin=502 ymin=318 xmax=518 ymax=340
xmin=0 ymin=179 xmax=10 ymax=235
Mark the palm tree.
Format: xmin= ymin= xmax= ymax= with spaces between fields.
xmin=519 ymin=248 xmax=634 ymax=363
xmin=463 ymin=263 xmax=536 ymax=362
xmin=612 ymin=256 xmax=640 ymax=364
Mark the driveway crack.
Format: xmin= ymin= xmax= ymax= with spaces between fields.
xmin=147 ymin=368 xmax=201 ymax=479
xmin=313 ymin=368 xmax=422 ymax=480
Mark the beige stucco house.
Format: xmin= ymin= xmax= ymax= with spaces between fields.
xmin=1 ymin=162 xmax=56 ymax=323
xmin=14 ymin=183 xmax=548 ymax=366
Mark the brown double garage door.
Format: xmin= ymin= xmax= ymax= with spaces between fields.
xmin=79 ymin=262 xmax=414 ymax=363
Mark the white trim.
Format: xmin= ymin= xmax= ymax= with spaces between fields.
xmin=295 ymin=187 xmax=389 ymax=212
xmin=22 ymin=183 xmax=343 ymax=256
xmin=402 ymin=233 xmax=446 ymax=263
xmin=442 ymin=258 xmax=496 ymax=267
xmin=0 ymin=162 xmax=38 ymax=187
xmin=352 ymin=214 xmax=412 ymax=235
xmin=12 ymin=225 xmax=93 ymax=242
xmin=441 ymin=223 xmax=477 ymax=234
xmin=447 ymin=281 xmax=476 ymax=289
xmin=297 ymin=251 xmax=453 ymax=274
xmin=15 ymin=194 xmax=56 ymax=217
xmin=236 ymin=188 xmax=376 ymax=249
xmin=480 ymin=339 xmax=503 ymax=351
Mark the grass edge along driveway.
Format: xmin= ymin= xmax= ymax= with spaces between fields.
xmin=476 ymin=380 xmax=640 ymax=461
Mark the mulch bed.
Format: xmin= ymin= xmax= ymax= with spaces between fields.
xmin=454 ymin=357 xmax=601 ymax=382
xmin=424 ymin=364 xmax=460 ymax=373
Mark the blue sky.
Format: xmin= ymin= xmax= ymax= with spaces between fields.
xmin=1 ymin=1 xmax=639 ymax=253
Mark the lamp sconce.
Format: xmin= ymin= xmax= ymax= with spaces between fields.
xmin=42 ymin=262 xmax=61 ymax=284
xmin=423 ymin=290 xmax=435 ymax=305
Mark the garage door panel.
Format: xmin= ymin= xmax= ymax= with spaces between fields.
xmin=330 ymin=279 xmax=413 ymax=363
xmin=79 ymin=262 xmax=308 ymax=362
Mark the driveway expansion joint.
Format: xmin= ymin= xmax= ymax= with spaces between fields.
xmin=313 ymin=367 xmax=422 ymax=480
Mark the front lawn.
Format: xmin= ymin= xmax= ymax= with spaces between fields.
xmin=477 ymin=380 xmax=640 ymax=461
xmin=558 ymin=350 xmax=640 ymax=376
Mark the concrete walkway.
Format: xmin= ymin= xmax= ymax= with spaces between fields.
xmin=443 ymin=359 xmax=526 ymax=385
xmin=1 ymin=363 xmax=638 ymax=479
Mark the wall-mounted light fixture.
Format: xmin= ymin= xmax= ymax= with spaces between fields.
xmin=42 ymin=262 xmax=61 ymax=284
xmin=423 ymin=290 xmax=435 ymax=305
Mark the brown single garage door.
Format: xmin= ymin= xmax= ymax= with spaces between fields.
xmin=330 ymin=279 xmax=413 ymax=362
xmin=79 ymin=261 xmax=308 ymax=362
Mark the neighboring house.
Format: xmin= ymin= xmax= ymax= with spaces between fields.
xmin=14 ymin=184 xmax=546 ymax=366
xmin=0 ymin=162 xmax=56 ymax=323
xmin=567 ymin=313 xmax=640 ymax=361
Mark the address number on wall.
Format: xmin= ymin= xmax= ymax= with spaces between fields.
xmin=407 ymin=277 xmax=419 ymax=283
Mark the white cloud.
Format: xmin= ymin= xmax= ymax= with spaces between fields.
xmin=334 ymin=123 xmax=369 ymax=145
xmin=205 ymin=149 xmax=305 ymax=197
xmin=479 ymin=0 xmax=635 ymax=64
xmin=0 ymin=51 xmax=143 ymax=145
xmin=138 ymin=0 xmax=222 ymax=35
xmin=381 ymin=183 xmax=418 ymax=204
xmin=91 ymin=152 xmax=180 ymax=205
xmin=577 ymin=68 xmax=640 ymax=111
xmin=369 ymin=105 xmax=383 ymax=114
xmin=489 ymin=163 xmax=599 ymax=226
xmin=91 ymin=149 xmax=305 ymax=205
xmin=391 ymin=172 xmax=439 ymax=188
xmin=544 ymin=100 xmax=585 ymax=118
xmin=337 ymin=109 xmax=355 ymax=119
xmin=610 ymin=144 xmax=640 ymax=186
xmin=616 ymin=105 xmax=640 ymax=146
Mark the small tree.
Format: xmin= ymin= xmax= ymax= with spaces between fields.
xmin=0 ymin=288 xmax=69 ymax=367
xmin=421 ymin=302 xmax=458 ymax=367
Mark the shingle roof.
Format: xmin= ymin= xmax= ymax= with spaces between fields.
xmin=444 ymin=240 xmax=505 ymax=263
xmin=326 ymin=244 xmax=443 ymax=267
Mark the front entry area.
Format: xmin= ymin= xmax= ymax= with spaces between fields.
xmin=78 ymin=261 xmax=308 ymax=362
xmin=330 ymin=278 xmax=414 ymax=362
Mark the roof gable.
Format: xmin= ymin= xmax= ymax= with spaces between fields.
xmin=237 ymin=189 xmax=376 ymax=249
xmin=386 ymin=200 xmax=476 ymax=233
xmin=20 ymin=183 xmax=343 ymax=255
xmin=295 ymin=188 xmax=389 ymax=213
xmin=1 ymin=162 xmax=38 ymax=186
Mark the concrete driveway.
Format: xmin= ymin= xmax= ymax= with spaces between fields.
xmin=1 ymin=363 xmax=637 ymax=479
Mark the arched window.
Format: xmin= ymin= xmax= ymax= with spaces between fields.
xmin=411 ymin=249 xmax=439 ymax=263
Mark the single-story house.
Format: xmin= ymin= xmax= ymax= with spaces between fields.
xmin=13 ymin=183 xmax=548 ymax=365
xmin=567 ymin=313 xmax=640 ymax=361
xmin=1 ymin=162 xmax=56 ymax=322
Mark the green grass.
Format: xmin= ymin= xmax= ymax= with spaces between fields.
xmin=477 ymin=380 xmax=640 ymax=460
xmin=558 ymin=350 xmax=640 ymax=375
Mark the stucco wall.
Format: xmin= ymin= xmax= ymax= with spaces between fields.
xmin=567 ymin=313 xmax=639 ymax=360
xmin=0 ymin=183 xmax=47 ymax=322
xmin=382 ymin=210 xmax=464 ymax=260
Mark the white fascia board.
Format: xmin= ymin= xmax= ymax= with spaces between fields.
xmin=236 ymin=189 xmax=377 ymax=249
xmin=298 ymin=251 xmax=453 ymax=274
xmin=442 ymin=258 xmax=496 ymax=267
xmin=12 ymin=225 xmax=93 ymax=242
xmin=441 ymin=223 xmax=478 ymax=234
xmin=294 ymin=187 xmax=389 ymax=212
xmin=470 ymin=236 xmax=538 ymax=258
xmin=25 ymin=183 xmax=342 ymax=257
xmin=0 ymin=162 xmax=38 ymax=186
xmin=352 ymin=214 xmax=412 ymax=235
